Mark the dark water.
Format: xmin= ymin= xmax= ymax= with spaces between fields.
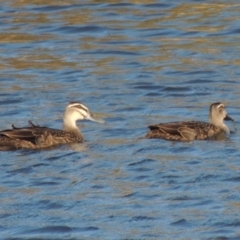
xmin=1 ymin=0 xmax=240 ymax=239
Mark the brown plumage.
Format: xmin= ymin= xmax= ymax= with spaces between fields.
xmin=0 ymin=102 xmax=104 ymax=150
xmin=145 ymin=102 xmax=234 ymax=141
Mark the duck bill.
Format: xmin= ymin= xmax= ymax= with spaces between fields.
xmin=224 ymin=114 xmax=234 ymax=122
xmin=87 ymin=114 xmax=105 ymax=124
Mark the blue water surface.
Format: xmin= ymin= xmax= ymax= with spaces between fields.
xmin=0 ymin=0 xmax=240 ymax=239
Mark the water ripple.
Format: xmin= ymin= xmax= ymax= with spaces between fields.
xmin=1 ymin=0 xmax=240 ymax=239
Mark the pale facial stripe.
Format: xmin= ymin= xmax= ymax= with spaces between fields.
xmin=68 ymin=102 xmax=89 ymax=112
xmin=67 ymin=102 xmax=90 ymax=119
xmin=217 ymin=103 xmax=225 ymax=109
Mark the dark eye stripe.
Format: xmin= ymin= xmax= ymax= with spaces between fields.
xmin=68 ymin=102 xmax=88 ymax=112
xmin=75 ymin=105 xmax=88 ymax=111
xmin=69 ymin=101 xmax=81 ymax=106
xmin=210 ymin=102 xmax=225 ymax=109
xmin=218 ymin=104 xmax=224 ymax=109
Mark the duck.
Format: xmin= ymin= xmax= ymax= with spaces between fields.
xmin=145 ymin=102 xmax=235 ymax=141
xmin=0 ymin=102 xmax=104 ymax=150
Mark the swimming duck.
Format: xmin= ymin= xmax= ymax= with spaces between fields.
xmin=145 ymin=102 xmax=235 ymax=141
xmin=0 ymin=102 xmax=104 ymax=150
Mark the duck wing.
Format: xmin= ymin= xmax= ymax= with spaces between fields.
xmin=11 ymin=121 xmax=45 ymax=129
xmin=0 ymin=128 xmax=46 ymax=144
xmin=146 ymin=121 xmax=211 ymax=141
xmin=28 ymin=120 xmax=45 ymax=128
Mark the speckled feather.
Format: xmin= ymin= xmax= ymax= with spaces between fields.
xmin=0 ymin=122 xmax=83 ymax=150
xmin=145 ymin=121 xmax=225 ymax=141
xmin=0 ymin=102 xmax=103 ymax=150
xmin=145 ymin=102 xmax=234 ymax=141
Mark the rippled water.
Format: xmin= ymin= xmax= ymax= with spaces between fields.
xmin=1 ymin=0 xmax=240 ymax=239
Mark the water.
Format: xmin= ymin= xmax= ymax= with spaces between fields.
xmin=0 ymin=0 xmax=240 ymax=239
